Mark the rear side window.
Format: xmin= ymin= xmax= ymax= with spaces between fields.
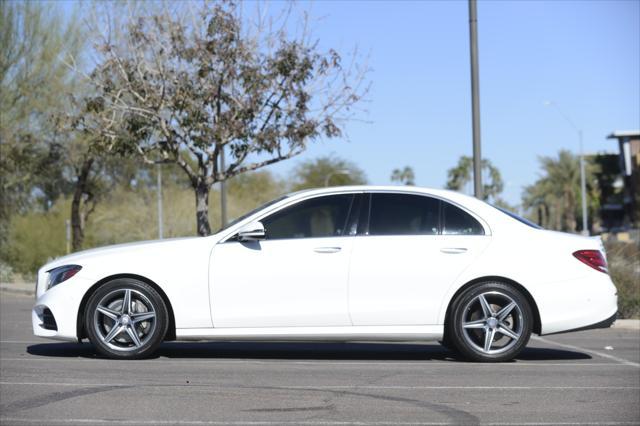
xmin=262 ymin=194 xmax=354 ymax=240
xmin=369 ymin=193 xmax=440 ymax=235
xmin=442 ymin=202 xmax=484 ymax=235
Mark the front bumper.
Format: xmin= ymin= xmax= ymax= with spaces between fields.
xmin=32 ymin=275 xmax=95 ymax=342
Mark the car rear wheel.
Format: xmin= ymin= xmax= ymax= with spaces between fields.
xmin=450 ymin=282 xmax=533 ymax=362
xmin=85 ymin=278 xmax=168 ymax=359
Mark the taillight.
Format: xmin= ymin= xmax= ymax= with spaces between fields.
xmin=573 ymin=250 xmax=608 ymax=274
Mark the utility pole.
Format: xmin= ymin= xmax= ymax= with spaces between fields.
xmin=468 ymin=0 xmax=483 ymax=199
xmin=157 ymin=163 xmax=163 ymax=239
xmin=220 ymin=148 xmax=228 ymax=228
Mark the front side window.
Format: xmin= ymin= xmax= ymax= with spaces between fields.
xmin=442 ymin=202 xmax=484 ymax=235
xmin=262 ymin=194 xmax=354 ymax=240
xmin=368 ymin=193 xmax=440 ymax=235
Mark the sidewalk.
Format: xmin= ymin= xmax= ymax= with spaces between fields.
xmin=0 ymin=282 xmax=34 ymax=297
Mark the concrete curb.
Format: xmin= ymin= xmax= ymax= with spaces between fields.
xmin=612 ymin=319 xmax=640 ymax=330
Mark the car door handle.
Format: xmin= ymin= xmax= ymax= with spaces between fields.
xmin=314 ymin=247 xmax=342 ymax=254
xmin=440 ymin=247 xmax=468 ymax=254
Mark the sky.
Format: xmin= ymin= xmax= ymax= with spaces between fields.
xmin=60 ymin=0 xmax=640 ymax=205
xmin=269 ymin=0 xmax=640 ymax=205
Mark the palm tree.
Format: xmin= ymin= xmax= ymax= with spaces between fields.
xmin=523 ymin=150 xmax=597 ymax=232
xmin=391 ymin=166 xmax=415 ymax=186
xmin=445 ymin=156 xmax=503 ymax=202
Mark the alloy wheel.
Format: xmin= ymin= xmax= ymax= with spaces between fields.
xmin=460 ymin=291 xmax=524 ymax=355
xmin=92 ymin=288 xmax=157 ymax=352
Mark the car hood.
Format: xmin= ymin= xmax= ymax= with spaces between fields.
xmin=41 ymin=236 xmax=212 ymax=271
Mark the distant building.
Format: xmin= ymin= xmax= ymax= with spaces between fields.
xmin=607 ymin=130 xmax=640 ymax=228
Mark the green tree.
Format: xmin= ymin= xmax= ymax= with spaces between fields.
xmin=391 ymin=166 xmax=415 ymax=186
xmin=76 ymin=1 xmax=369 ymax=236
xmin=445 ymin=156 xmax=504 ymax=202
xmin=291 ymin=155 xmax=367 ymax=190
xmin=0 ymin=1 xmax=84 ymax=253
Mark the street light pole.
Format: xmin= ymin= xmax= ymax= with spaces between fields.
xmin=65 ymin=219 xmax=71 ymax=254
xmin=157 ymin=163 xmax=163 ymax=239
xmin=578 ymin=130 xmax=588 ymax=235
xmin=544 ymin=101 xmax=589 ymax=235
xmin=468 ymin=0 xmax=483 ymax=199
xmin=219 ymin=148 xmax=228 ymax=228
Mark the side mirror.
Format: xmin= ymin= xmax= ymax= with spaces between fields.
xmin=237 ymin=221 xmax=266 ymax=242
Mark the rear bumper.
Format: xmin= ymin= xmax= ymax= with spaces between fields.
xmin=543 ymin=311 xmax=617 ymax=335
xmin=537 ymin=272 xmax=618 ymax=335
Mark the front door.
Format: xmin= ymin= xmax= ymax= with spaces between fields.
xmin=210 ymin=193 xmax=357 ymax=328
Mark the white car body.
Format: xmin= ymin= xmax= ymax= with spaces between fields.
xmin=32 ymin=186 xmax=618 ymax=345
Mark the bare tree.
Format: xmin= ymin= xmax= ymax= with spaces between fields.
xmin=73 ymin=1 xmax=369 ymax=236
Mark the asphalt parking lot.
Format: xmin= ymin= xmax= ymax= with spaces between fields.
xmin=1 ymin=291 xmax=638 ymax=426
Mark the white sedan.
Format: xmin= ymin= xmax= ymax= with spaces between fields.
xmin=32 ymin=186 xmax=618 ymax=361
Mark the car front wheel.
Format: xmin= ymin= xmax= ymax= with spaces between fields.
xmin=450 ymin=282 xmax=533 ymax=362
xmin=85 ymin=278 xmax=168 ymax=359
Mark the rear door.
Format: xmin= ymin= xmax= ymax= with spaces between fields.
xmin=348 ymin=192 xmax=491 ymax=326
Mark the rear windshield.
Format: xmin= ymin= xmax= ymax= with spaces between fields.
xmin=490 ymin=204 xmax=543 ymax=229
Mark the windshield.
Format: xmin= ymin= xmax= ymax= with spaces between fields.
xmin=216 ymin=195 xmax=290 ymax=233
xmin=489 ymin=204 xmax=543 ymax=230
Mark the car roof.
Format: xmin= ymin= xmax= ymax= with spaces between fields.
xmin=285 ymin=185 xmax=481 ymax=205
xmin=286 ymin=185 xmax=456 ymax=195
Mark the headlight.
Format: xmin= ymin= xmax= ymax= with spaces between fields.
xmin=47 ymin=265 xmax=82 ymax=290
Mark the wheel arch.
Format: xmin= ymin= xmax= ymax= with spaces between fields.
xmin=444 ymin=276 xmax=542 ymax=335
xmin=76 ymin=273 xmax=177 ymax=341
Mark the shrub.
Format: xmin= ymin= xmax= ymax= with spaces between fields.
xmin=606 ymin=241 xmax=640 ymax=319
xmin=5 ymin=200 xmax=69 ymax=276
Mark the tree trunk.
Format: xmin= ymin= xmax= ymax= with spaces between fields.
xmin=537 ymin=205 xmax=543 ymax=227
xmin=194 ymin=181 xmax=212 ymax=236
xmin=564 ymin=189 xmax=576 ymax=232
xmin=543 ymin=204 xmax=550 ymax=229
xmin=71 ymin=157 xmax=94 ymax=251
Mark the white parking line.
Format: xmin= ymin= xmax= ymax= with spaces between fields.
xmin=1 ymin=418 xmax=638 ymax=425
xmin=0 ymin=356 xmax=636 ymax=367
xmin=532 ymin=336 xmax=640 ymax=368
xmin=1 ymin=381 xmax=638 ymax=390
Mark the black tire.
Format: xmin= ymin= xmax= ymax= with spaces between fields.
xmin=449 ymin=281 xmax=533 ymax=362
xmin=84 ymin=278 xmax=168 ymax=359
